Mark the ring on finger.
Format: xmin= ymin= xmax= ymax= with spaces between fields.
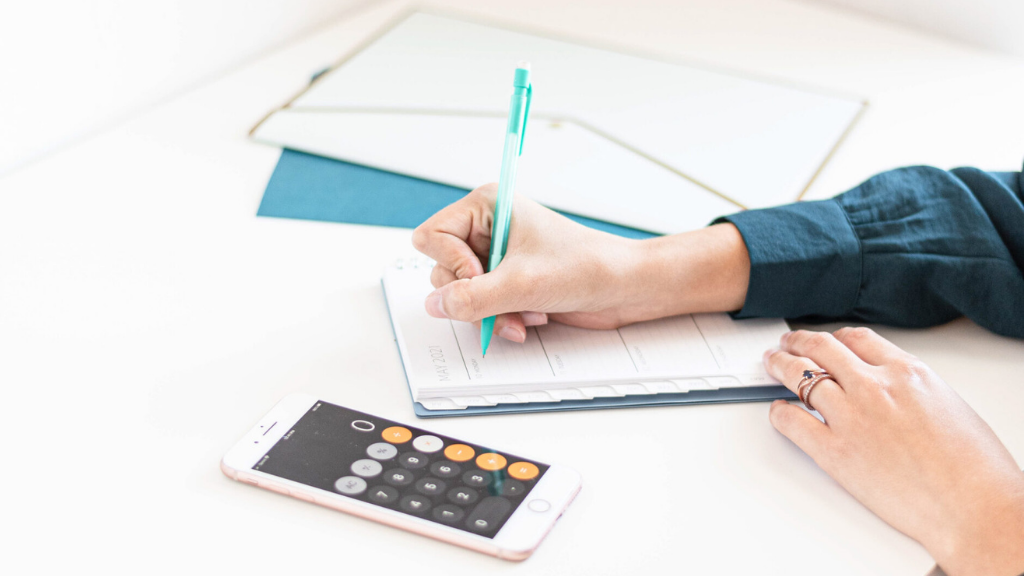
xmin=796 ymin=369 xmax=828 ymax=390
xmin=798 ymin=373 xmax=833 ymax=412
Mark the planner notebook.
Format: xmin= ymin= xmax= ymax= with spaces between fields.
xmin=383 ymin=259 xmax=794 ymax=417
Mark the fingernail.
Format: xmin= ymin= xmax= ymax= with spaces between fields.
xmin=499 ymin=326 xmax=525 ymax=343
xmin=425 ymin=290 xmax=447 ymax=318
xmin=780 ymin=331 xmax=793 ymax=344
xmin=763 ymin=347 xmax=778 ymax=362
xmin=521 ymin=311 xmax=548 ymax=326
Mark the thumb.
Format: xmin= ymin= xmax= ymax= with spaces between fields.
xmin=424 ymin=269 xmax=527 ymax=323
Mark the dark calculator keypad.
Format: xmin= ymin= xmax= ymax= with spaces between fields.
xmin=312 ymin=405 xmax=548 ymax=537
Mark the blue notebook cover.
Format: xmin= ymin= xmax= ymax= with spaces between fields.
xmin=261 ymin=149 xmax=794 ymax=417
xmin=259 ymin=149 xmax=656 ymax=239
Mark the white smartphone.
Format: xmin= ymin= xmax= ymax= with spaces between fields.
xmin=222 ymin=394 xmax=582 ymax=560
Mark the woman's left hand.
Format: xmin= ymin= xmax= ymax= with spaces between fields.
xmin=765 ymin=328 xmax=1024 ymax=576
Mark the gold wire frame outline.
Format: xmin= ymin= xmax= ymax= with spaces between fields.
xmin=250 ymin=5 xmax=870 ymax=209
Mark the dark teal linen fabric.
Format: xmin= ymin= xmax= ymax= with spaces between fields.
xmin=717 ymin=161 xmax=1024 ymax=338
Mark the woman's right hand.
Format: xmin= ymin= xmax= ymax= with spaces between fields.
xmin=411 ymin=184 xmax=752 ymax=343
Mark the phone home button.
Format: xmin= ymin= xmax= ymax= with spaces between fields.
xmin=351 ymin=420 xmax=375 ymax=432
xmin=528 ymin=499 xmax=551 ymax=513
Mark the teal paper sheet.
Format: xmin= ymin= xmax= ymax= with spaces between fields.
xmin=260 ymin=148 xmax=794 ymax=417
xmin=258 ymin=149 xmax=656 ymax=239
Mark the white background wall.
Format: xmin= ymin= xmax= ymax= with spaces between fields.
xmin=1 ymin=0 xmax=1021 ymax=178
xmin=0 ymin=0 xmax=372 ymax=176
xmin=807 ymin=0 xmax=1024 ymax=59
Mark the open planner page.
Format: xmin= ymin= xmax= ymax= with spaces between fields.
xmin=383 ymin=260 xmax=789 ymax=409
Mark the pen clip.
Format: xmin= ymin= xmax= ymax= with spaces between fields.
xmin=519 ymin=83 xmax=532 ymax=155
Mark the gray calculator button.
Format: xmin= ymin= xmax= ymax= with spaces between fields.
xmin=334 ymin=476 xmax=367 ymax=495
xmin=499 ymin=479 xmax=526 ymax=497
xmin=447 ymin=486 xmax=478 ymax=506
xmin=466 ymin=496 xmax=513 ymax=533
xmin=383 ymin=468 xmax=414 ymax=487
xmin=412 ymin=434 xmax=443 ymax=453
xmin=366 ymin=442 xmax=398 ymax=460
xmin=400 ymin=495 xmax=432 ymax=514
xmin=367 ymin=485 xmax=399 ymax=505
xmin=430 ymin=461 xmax=460 ymax=479
xmin=415 ymin=477 xmax=446 ymax=496
xmin=462 ymin=470 xmax=492 ymax=488
xmin=350 ymin=459 xmax=383 ymax=478
xmin=399 ymin=452 xmax=429 ymax=469
xmin=432 ymin=504 xmax=464 ymax=523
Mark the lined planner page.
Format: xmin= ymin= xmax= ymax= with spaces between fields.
xmin=383 ymin=262 xmax=788 ymax=400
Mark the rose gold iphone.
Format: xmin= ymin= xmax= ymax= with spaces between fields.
xmin=222 ymin=394 xmax=582 ymax=560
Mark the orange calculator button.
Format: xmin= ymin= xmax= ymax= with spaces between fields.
xmin=444 ymin=444 xmax=475 ymax=462
xmin=508 ymin=462 xmax=539 ymax=481
xmin=475 ymin=453 xmax=507 ymax=471
xmin=382 ymin=426 xmax=412 ymax=444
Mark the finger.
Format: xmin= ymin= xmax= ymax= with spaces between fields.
xmin=769 ymin=400 xmax=832 ymax=458
xmin=521 ymin=311 xmax=549 ymax=327
xmin=412 ymin=194 xmax=491 ymax=280
xmin=492 ymin=313 xmax=527 ymax=344
xmin=780 ymin=330 xmax=870 ymax=383
xmin=832 ymin=326 xmax=915 ymax=366
xmin=429 ymin=265 xmax=543 ymax=337
xmin=764 ymin=348 xmax=845 ymax=417
xmin=423 ymin=270 xmax=529 ymax=323
xmin=430 ymin=265 xmax=458 ymax=289
xmin=415 ymin=230 xmax=485 ymax=280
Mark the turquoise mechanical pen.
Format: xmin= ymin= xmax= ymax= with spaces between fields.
xmin=481 ymin=62 xmax=533 ymax=356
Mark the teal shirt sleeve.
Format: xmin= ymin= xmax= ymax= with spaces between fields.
xmin=713 ymin=160 xmax=1024 ymax=338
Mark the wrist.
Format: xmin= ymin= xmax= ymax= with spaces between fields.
xmin=610 ymin=223 xmax=751 ymax=323
xmin=932 ymin=480 xmax=1024 ymax=576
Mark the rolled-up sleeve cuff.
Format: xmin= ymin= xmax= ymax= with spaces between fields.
xmin=712 ymin=199 xmax=862 ymax=320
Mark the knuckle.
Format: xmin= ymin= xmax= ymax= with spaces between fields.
xmin=794 ymin=330 xmax=831 ymax=353
xmin=765 ymin=348 xmax=787 ymax=366
xmin=410 ymin=225 xmax=430 ymax=252
xmin=451 ymin=258 xmax=477 ymax=280
xmin=429 ymin=266 xmax=448 ymax=288
xmin=895 ymin=358 xmax=930 ymax=383
xmin=835 ymin=326 xmax=873 ymax=344
xmin=471 ymin=183 xmax=499 ymax=200
xmin=443 ymin=281 xmax=477 ymax=321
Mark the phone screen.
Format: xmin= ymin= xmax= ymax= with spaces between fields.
xmin=253 ymin=400 xmax=550 ymax=538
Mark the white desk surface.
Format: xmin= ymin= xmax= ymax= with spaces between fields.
xmin=3 ymin=1 xmax=1023 ymax=574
